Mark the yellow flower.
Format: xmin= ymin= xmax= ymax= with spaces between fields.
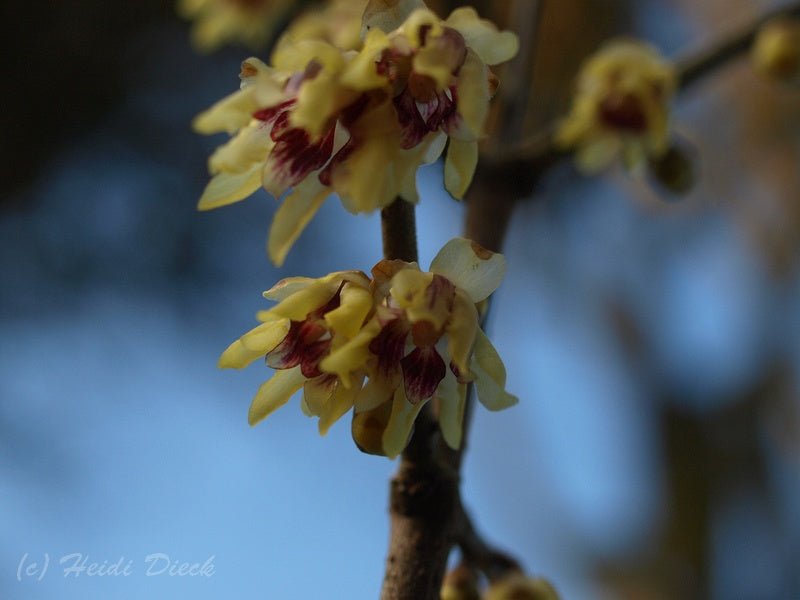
xmin=277 ymin=0 xmax=368 ymax=51
xmin=177 ymin=0 xmax=293 ymax=52
xmin=556 ymin=39 xmax=677 ymax=174
xmin=322 ymin=238 xmax=517 ymax=459
xmin=219 ymin=270 xmax=374 ymax=434
xmin=752 ymin=18 xmax=800 ymax=84
xmin=193 ymin=3 xmax=518 ymax=267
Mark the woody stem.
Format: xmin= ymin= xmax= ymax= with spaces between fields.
xmin=379 ymin=198 xmax=458 ymax=600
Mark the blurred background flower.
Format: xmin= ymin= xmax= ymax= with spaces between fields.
xmin=2 ymin=0 xmax=799 ymax=598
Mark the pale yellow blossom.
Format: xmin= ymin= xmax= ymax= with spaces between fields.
xmin=193 ymin=3 xmax=518 ymax=266
xmin=178 ymin=0 xmax=293 ymax=52
xmin=752 ymin=17 xmax=800 ymax=84
xmin=556 ymin=39 xmax=677 ymax=174
xmin=220 ymin=270 xmax=373 ymax=434
xmin=322 ymin=237 xmax=517 ymax=458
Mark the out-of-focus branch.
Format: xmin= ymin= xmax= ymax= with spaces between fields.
xmin=484 ymin=0 xmax=800 ymax=170
xmin=679 ymin=1 xmax=800 ymax=89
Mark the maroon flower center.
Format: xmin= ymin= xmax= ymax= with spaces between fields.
xmin=265 ymin=286 xmax=344 ymax=378
xmin=598 ymin=92 xmax=648 ymax=132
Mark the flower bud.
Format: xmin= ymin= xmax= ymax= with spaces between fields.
xmin=752 ymin=18 xmax=800 ymax=84
xmin=647 ymin=139 xmax=695 ymax=197
xmin=441 ymin=564 xmax=480 ymax=600
xmin=351 ymin=401 xmax=393 ymax=456
xmin=484 ymin=574 xmax=560 ymax=600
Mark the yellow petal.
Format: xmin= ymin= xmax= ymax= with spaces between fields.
xmin=445 ymin=7 xmax=519 ymax=65
xmin=445 ymin=289 xmax=478 ymax=376
xmin=218 ymin=340 xmax=265 ymax=370
xmin=292 ymin=75 xmax=359 ymax=138
xmin=193 ymin=87 xmax=259 ymax=135
xmin=271 ymin=39 xmax=346 ymax=73
xmin=453 ymin=49 xmax=489 ymax=140
xmin=471 ymin=329 xmax=518 ymax=411
xmin=208 ymin=122 xmax=273 ymax=175
xmin=422 ymin=131 xmax=447 ymax=164
xmin=324 ymin=285 xmax=374 ymax=340
xmin=263 ymin=277 xmax=318 ymax=301
xmin=382 ymin=385 xmax=427 ymax=459
xmin=354 ymin=374 xmax=396 ymax=413
xmin=267 ymin=177 xmax=331 ymax=267
xmin=240 ymin=318 xmax=291 ymax=353
xmin=319 ymin=375 xmax=364 ymax=435
xmin=197 ymin=164 xmax=263 ymax=211
xmin=269 ymin=280 xmax=339 ymax=321
xmin=303 ymin=376 xmax=335 ymax=416
xmin=444 ymin=138 xmax=478 ymax=199
xmin=429 ymin=237 xmax=506 ymax=303
xmin=248 ymin=366 xmax=306 ymax=426
xmin=331 ymin=135 xmax=397 ymax=213
xmin=400 ymin=9 xmax=443 ymax=47
xmin=320 ymin=318 xmax=382 ymax=388
xmin=330 ymin=102 xmax=411 ymax=213
xmin=435 ymin=368 xmax=466 ymax=450
xmin=339 ymin=28 xmax=392 ymax=91
xmin=362 ymin=0 xmax=427 ymax=34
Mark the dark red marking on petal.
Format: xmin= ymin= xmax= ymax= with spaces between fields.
xmin=598 ymin=92 xmax=648 ymax=132
xmin=393 ymin=89 xmax=430 ymax=149
xmin=424 ymin=90 xmax=456 ymax=132
xmin=300 ymin=338 xmax=332 ymax=378
xmin=266 ymin=123 xmax=337 ymax=192
xmin=401 ymin=346 xmax=446 ymax=405
xmin=339 ymin=94 xmax=370 ymax=127
xmin=264 ymin=283 xmax=345 ymax=375
xmin=253 ymin=99 xmax=296 ymax=124
xmin=266 ymin=319 xmax=326 ymax=370
xmin=427 ymin=274 xmax=456 ymax=311
xmin=369 ymin=319 xmax=410 ymax=378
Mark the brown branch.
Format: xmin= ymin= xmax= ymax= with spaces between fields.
xmin=380 ymin=199 xmax=419 ymax=263
xmin=380 ymin=197 xmax=458 ymax=600
xmin=679 ymin=1 xmax=800 ymax=90
xmin=485 ymin=0 xmax=800 ymax=170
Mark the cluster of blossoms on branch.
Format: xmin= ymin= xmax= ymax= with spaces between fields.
xmin=193 ymin=2 xmax=518 ymax=265
xmin=220 ymin=238 xmax=517 ymax=458
xmin=556 ymin=39 xmax=677 ymax=175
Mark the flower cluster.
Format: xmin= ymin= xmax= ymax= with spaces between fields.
xmin=220 ymin=238 xmax=517 ymax=458
xmin=178 ymin=0 xmax=294 ymax=52
xmin=556 ymin=39 xmax=677 ymax=174
xmin=752 ymin=17 xmax=800 ymax=85
xmin=194 ymin=3 xmax=518 ymax=265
